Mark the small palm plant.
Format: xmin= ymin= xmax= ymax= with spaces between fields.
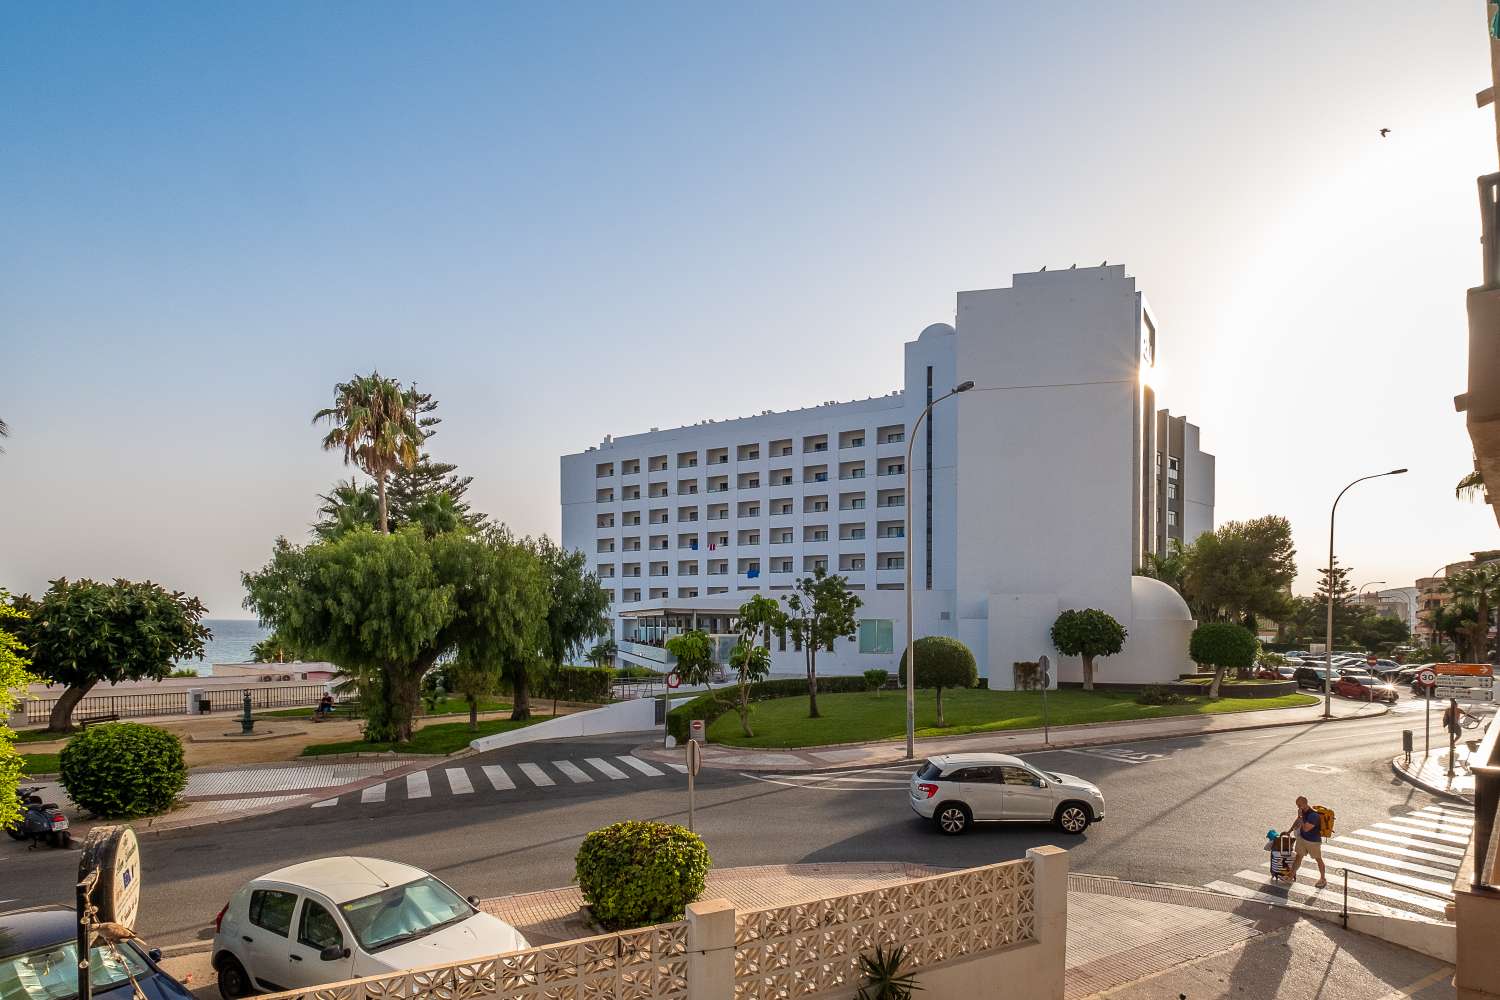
xmin=855 ymin=945 xmax=922 ymax=1000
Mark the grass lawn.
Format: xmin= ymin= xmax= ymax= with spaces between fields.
xmin=13 ymin=728 xmax=67 ymax=745
xmin=706 ymin=688 xmax=1320 ymax=748
xmin=18 ymin=752 xmax=61 ymax=776
xmin=301 ymin=715 xmax=545 ymax=757
xmin=257 ymin=697 xmax=511 ymax=720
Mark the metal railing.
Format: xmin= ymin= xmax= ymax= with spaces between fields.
xmin=22 ymin=683 xmax=328 ymax=724
xmin=1337 ymin=866 xmax=1452 ymax=928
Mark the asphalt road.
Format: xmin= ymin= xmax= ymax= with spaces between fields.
xmin=0 ymin=694 xmax=1473 ymax=950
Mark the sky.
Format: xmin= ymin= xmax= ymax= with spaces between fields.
xmin=3 ymin=2 xmax=1498 ymax=617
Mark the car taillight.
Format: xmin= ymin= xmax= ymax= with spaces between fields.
xmin=215 ymin=903 xmax=229 ymax=933
xmin=916 ymin=783 xmax=938 ymax=799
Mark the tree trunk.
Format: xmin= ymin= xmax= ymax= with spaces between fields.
xmin=46 ymin=683 xmax=95 ymax=733
xmin=1082 ymin=654 xmax=1095 ymax=691
xmin=739 ymin=676 xmax=754 ymax=737
xmin=936 ymin=686 xmax=945 ymax=728
xmin=388 ymin=669 xmax=421 ymax=743
xmin=806 ymin=647 xmax=820 ymax=719
xmin=376 ymin=471 xmax=390 ymax=534
xmin=468 ymin=695 xmax=478 ymax=731
xmin=511 ymin=671 xmax=532 ymax=721
xmin=1475 ymin=595 xmax=1490 ymax=662
xmin=1209 ymin=666 xmax=1224 ymax=700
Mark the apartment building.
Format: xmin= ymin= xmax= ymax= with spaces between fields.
xmin=561 ymin=266 xmax=1216 ymax=687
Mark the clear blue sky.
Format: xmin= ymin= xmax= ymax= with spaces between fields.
xmin=3 ymin=2 xmax=1497 ymax=615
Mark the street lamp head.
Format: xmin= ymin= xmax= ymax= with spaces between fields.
xmin=1389 ymin=468 xmax=1408 ymax=475
xmin=954 ymin=380 xmax=975 ymax=393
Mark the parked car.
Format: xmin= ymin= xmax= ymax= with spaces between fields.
xmin=1333 ymin=675 xmax=1399 ymax=703
xmin=213 ymin=857 xmax=529 ymax=998
xmin=0 ymin=905 xmax=194 ymax=1000
xmin=1335 ymin=667 xmax=1375 ymax=681
xmin=1292 ymin=665 xmax=1331 ymax=690
xmin=909 ymin=752 xmax=1106 ymax=836
xmin=1254 ymin=665 xmax=1296 ymax=680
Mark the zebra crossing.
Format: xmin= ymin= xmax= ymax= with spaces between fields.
xmin=308 ymin=755 xmax=688 ymax=809
xmin=1203 ymin=803 xmax=1473 ymax=922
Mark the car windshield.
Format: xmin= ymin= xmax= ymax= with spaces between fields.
xmin=0 ymin=941 xmax=149 ymax=1000
xmin=337 ymin=876 xmax=473 ymax=952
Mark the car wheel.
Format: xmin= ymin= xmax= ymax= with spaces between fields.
xmin=216 ymin=955 xmax=254 ymax=1000
xmin=1055 ymin=802 xmax=1092 ymax=835
xmin=935 ymin=803 xmax=970 ymax=836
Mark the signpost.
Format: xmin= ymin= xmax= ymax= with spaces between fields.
xmin=685 ymin=738 xmax=703 ymax=832
xmin=1432 ymin=663 xmax=1494 ymax=703
xmin=1037 ymin=655 xmax=1052 ymax=746
xmin=75 ymin=826 xmax=142 ymax=1000
xmin=1419 ymin=668 xmax=1437 ymax=755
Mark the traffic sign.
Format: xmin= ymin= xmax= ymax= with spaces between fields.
xmin=1417 ymin=669 xmax=1436 ymax=686
xmin=1433 ymin=663 xmax=1494 ymax=702
xmin=686 ymin=738 xmax=703 ymax=776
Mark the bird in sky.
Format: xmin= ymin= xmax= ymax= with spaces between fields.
xmin=1380 ymin=128 xmax=1391 ymax=138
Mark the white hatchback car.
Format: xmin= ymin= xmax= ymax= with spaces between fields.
xmin=909 ymin=753 xmax=1106 ymax=836
xmin=212 ymin=857 xmax=529 ymax=998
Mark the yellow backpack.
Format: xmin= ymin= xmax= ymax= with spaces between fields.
xmin=1313 ymin=805 xmax=1335 ymax=838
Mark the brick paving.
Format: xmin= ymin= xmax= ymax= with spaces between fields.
xmin=1393 ymin=747 xmax=1477 ymax=803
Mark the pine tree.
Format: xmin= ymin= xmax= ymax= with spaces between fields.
xmin=1314 ymin=559 xmax=1361 ymax=646
xmin=385 ymin=386 xmax=485 ymax=530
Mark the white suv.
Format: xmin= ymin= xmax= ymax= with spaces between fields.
xmin=909 ymin=753 xmax=1106 ymax=836
xmin=212 ymin=857 xmax=528 ymax=998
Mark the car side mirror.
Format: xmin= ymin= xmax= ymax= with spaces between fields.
xmin=1034 ymin=779 xmax=1047 ymax=788
xmin=320 ymin=946 xmax=349 ymax=962
xmin=467 ymin=895 xmax=481 ymax=907
xmin=147 ymin=949 xmax=162 ymax=963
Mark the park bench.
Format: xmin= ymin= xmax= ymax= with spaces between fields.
xmin=77 ymin=713 xmax=120 ymax=728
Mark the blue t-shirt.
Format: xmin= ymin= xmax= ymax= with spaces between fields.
xmin=1299 ymin=808 xmax=1321 ymax=842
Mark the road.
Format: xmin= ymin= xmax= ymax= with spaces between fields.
xmin=0 ymin=694 xmax=1476 ymax=950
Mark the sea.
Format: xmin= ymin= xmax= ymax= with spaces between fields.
xmin=174 ymin=619 xmax=270 ymax=674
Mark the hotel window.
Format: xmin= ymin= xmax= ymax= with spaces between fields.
xmin=858 ymin=619 xmax=894 ymax=654
xmin=1166 ymin=509 xmax=1177 ymax=526
xmin=1166 ymin=483 xmax=1176 ymax=499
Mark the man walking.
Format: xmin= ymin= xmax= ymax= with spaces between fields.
xmin=1289 ymin=795 xmax=1327 ymax=888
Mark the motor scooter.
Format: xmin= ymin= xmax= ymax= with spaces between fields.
xmin=5 ymin=785 xmax=71 ymax=848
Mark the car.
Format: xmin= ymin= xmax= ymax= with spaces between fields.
xmin=1333 ymin=675 xmax=1399 ymax=703
xmin=1254 ymin=665 xmax=1296 ymax=680
xmin=212 ymin=857 xmax=529 ymax=998
xmin=1335 ymin=667 xmax=1375 ymax=681
xmin=908 ymin=753 xmax=1105 ymax=836
xmin=0 ymin=905 xmax=194 ymax=1000
xmin=1292 ymin=665 xmax=1331 ymax=690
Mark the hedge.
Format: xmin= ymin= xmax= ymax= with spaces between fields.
xmin=576 ymin=821 xmax=711 ymax=930
xmin=539 ymin=666 xmax=613 ymax=703
xmin=59 ymin=722 xmax=187 ymax=819
xmin=666 ymin=676 xmax=870 ymax=742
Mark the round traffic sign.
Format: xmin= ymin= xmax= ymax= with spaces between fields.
xmin=1417 ymin=669 xmax=1436 ymax=686
xmin=665 ymin=671 xmax=681 ymax=689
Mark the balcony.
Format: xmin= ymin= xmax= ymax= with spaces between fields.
xmin=619 ymin=639 xmax=669 ymax=664
xmin=876 ymin=568 xmax=906 ymax=586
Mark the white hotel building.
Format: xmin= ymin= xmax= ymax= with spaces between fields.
xmin=561 ymin=266 xmax=1215 ymax=688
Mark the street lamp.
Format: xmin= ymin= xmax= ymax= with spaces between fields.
xmin=1324 ymin=469 xmax=1407 ymax=719
xmin=1358 ymin=581 xmax=1387 ymax=599
xmin=905 ymin=379 xmax=974 ymax=759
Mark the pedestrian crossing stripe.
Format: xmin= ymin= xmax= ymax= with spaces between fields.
xmin=308 ymin=754 xmax=688 ymax=808
xmin=1205 ymin=805 xmax=1471 ymax=924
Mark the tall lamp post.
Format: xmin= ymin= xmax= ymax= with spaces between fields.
xmin=905 ymin=379 xmax=974 ymax=759
xmin=1325 ymin=469 xmax=1407 ymax=719
xmin=1357 ymin=581 xmax=1387 ymax=619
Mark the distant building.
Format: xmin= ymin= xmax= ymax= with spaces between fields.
xmin=561 ymin=266 xmax=1216 ymax=688
xmin=1356 ymin=587 xmax=1417 ymax=626
xmin=1417 ymin=551 xmax=1500 ymax=641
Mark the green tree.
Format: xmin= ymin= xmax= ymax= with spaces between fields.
xmin=250 ymin=628 xmax=311 ymax=664
xmin=1050 ymin=608 xmax=1127 ymax=691
xmin=731 ymin=594 xmax=782 ymax=737
xmin=0 ymin=593 xmax=34 ymax=830
xmin=1181 ymin=516 xmax=1296 ymax=625
xmin=1449 ymin=564 xmax=1500 ymax=662
xmin=1434 ymin=601 xmax=1480 ymax=660
xmin=0 ymin=416 xmax=8 ymax=453
xmin=1457 ymin=468 xmax=1486 ymax=502
xmin=384 ymin=386 xmax=486 ymax=531
xmin=587 ymin=638 xmax=618 ymax=668
xmin=444 ymin=654 xmax=498 ymax=731
xmin=897 ymin=636 xmax=978 ymax=727
xmin=1189 ymin=622 xmax=1258 ymax=699
xmin=313 ymin=372 xmax=423 ymax=535
xmin=534 ymin=537 xmax=611 ymax=720
xmin=1314 ymin=559 xmax=1361 ymax=646
xmin=12 ymin=579 xmax=211 ymax=732
xmin=781 ymin=569 xmax=862 ymax=718
xmin=1137 ymin=538 xmax=1189 ymax=596
xmin=665 ymin=630 xmax=717 ymax=687
xmin=1350 ymin=613 xmax=1411 ymax=655
xmin=242 ymin=526 xmax=548 ymax=742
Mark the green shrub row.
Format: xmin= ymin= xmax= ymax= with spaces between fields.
xmin=539 ymin=666 xmax=614 ymax=703
xmin=666 ymin=676 xmax=871 ymax=742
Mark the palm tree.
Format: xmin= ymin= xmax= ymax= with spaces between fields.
xmin=313 ymin=374 xmax=422 ymax=533
xmin=0 ymin=416 xmax=8 ymax=453
xmin=1449 ymin=564 xmax=1500 ymax=662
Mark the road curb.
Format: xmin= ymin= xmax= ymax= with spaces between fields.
xmin=1389 ymin=756 xmax=1476 ymax=805
xmin=639 ymin=703 xmax=1391 ymax=775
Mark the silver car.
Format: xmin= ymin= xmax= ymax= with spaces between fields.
xmin=909 ymin=752 xmax=1106 ymax=836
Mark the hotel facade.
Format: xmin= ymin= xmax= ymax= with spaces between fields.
xmin=561 ymin=266 xmax=1214 ymax=688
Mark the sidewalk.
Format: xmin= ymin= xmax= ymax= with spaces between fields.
xmin=637 ymin=698 xmax=1390 ymax=773
xmin=1393 ymin=744 xmax=1478 ymax=804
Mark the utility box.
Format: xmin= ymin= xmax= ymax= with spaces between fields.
xmin=1402 ymin=729 xmax=1413 ymax=755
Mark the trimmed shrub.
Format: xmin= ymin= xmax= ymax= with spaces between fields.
xmin=60 ymin=722 xmax=186 ymax=819
xmin=666 ymin=676 xmax=871 ymax=742
xmin=1135 ymin=684 xmax=1184 ymax=706
xmin=540 ymin=666 xmax=613 ymax=703
xmin=575 ymin=821 xmax=711 ymax=930
xmin=862 ymin=669 xmax=890 ymax=693
xmin=1190 ymin=622 xmax=1258 ymax=699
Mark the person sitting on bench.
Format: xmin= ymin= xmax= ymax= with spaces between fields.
xmin=314 ymin=693 xmax=335 ymax=720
